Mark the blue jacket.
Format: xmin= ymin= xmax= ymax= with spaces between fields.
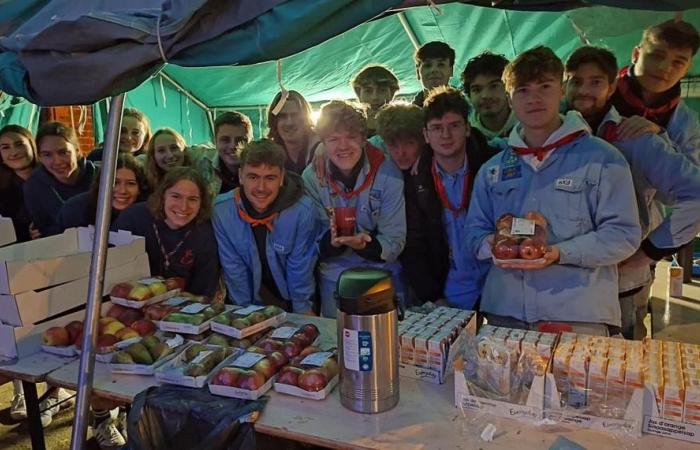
xmin=23 ymin=159 xmax=96 ymax=236
xmin=302 ymin=143 xmax=406 ymax=283
xmin=465 ymin=112 xmax=641 ymax=326
xmin=665 ymin=101 xmax=700 ymax=167
xmin=599 ymin=107 xmax=700 ymax=292
xmin=211 ymin=188 xmax=320 ymax=313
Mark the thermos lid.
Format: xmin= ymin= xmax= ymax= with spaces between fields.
xmin=335 ymin=268 xmax=396 ymax=315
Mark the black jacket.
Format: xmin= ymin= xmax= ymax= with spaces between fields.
xmin=401 ymin=128 xmax=497 ymax=304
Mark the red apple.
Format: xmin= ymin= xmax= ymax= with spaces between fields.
xmin=493 ymin=238 xmax=519 ymax=260
xmin=96 ymin=334 xmax=119 ymax=353
xmin=300 ymin=324 xmax=319 ymax=341
xmin=236 ymin=370 xmax=266 ymax=390
xmin=43 ymin=327 xmax=71 ymax=347
xmin=524 ymin=211 xmax=547 ymax=229
xmin=246 ymin=346 xmax=266 ymax=354
xmin=277 ymin=366 xmax=304 ymax=386
xmin=253 ymin=358 xmax=276 ymax=380
xmin=259 ymin=339 xmax=284 ymax=353
xmin=118 ymin=309 xmax=143 ymax=327
xmin=282 ymin=341 xmax=302 ymax=358
xmin=65 ymin=321 xmax=84 ymax=344
xmin=106 ymin=303 xmax=128 ymax=319
xmin=130 ymin=319 xmax=157 ymax=336
xmin=213 ymin=367 xmax=242 ymax=386
xmin=496 ymin=213 xmax=515 ymax=232
xmin=291 ymin=332 xmax=311 ymax=347
xmin=74 ymin=331 xmax=84 ymax=350
xmin=267 ymin=351 xmax=289 ymax=370
xmin=519 ymin=238 xmax=546 ymax=260
xmin=298 ymin=368 xmax=328 ymax=392
xmin=109 ymin=282 xmax=133 ymax=299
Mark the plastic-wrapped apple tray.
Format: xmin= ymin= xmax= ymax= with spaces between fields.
xmin=110 ymin=288 xmax=180 ymax=309
xmin=210 ymin=312 xmax=287 ymax=339
xmin=492 ymin=256 xmax=546 ymax=266
xmin=157 ymin=305 xmax=235 ymax=335
xmin=274 ymin=374 xmax=339 ymax=401
xmin=155 ymin=343 xmax=244 ymax=388
xmin=107 ymin=336 xmax=187 ymax=375
xmin=75 ymin=336 xmax=142 ymax=363
xmin=206 ymin=352 xmax=277 ymax=400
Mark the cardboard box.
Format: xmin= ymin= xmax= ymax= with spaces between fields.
xmin=0 ymin=227 xmax=145 ymax=295
xmin=274 ymin=375 xmax=339 ymax=400
xmin=0 ymin=217 xmax=16 ymax=247
xmin=0 ymin=252 xmax=151 ymax=327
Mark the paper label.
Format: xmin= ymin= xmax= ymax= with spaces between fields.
xmin=163 ymin=296 xmax=189 ymax=306
xmin=138 ymin=277 xmax=163 ymax=286
xmin=166 ymin=334 xmax=184 ymax=349
xmin=301 ymin=351 xmax=333 ymax=367
xmin=231 ymin=352 xmax=265 ymax=368
xmin=233 ymin=305 xmax=265 ymax=316
xmin=343 ymin=329 xmax=359 ymax=371
xmin=271 ymin=327 xmax=298 ymax=339
xmin=190 ymin=350 xmax=213 ymax=365
xmin=180 ymin=303 xmax=208 ymax=314
xmin=511 ymin=218 xmax=535 ymax=236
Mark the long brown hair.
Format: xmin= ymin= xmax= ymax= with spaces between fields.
xmin=147 ymin=166 xmax=212 ymax=225
xmin=266 ymin=90 xmax=313 ymax=145
xmin=0 ymin=125 xmax=39 ymax=190
xmin=88 ymin=153 xmax=149 ymax=214
xmin=144 ymin=128 xmax=189 ymax=190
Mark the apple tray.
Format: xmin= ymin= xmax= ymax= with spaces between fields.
xmin=492 ymin=256 xmax=546 ymax=266
xmin=210 ymin=312 xmax=287 ymax=339
xmin=110 ymin=288 xmax=180 ymax=309
xmin=157 ymin=305 xmax=235 ymax=335
xmin=208 ymin=373 xmax=276 ymax=401
xmin=107 ymin=340 xmax=186 ymax=375
xmin=76 ymin=336 xmax=142 ymax=363
xmin=274 ymin=375 xmax=339 ymax=400
xmin=41 ymin=344 xmax=77 ymax=357
xmin=155 ymin=344 xmax=244 ymax=388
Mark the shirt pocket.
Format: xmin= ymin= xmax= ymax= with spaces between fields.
xmin=489 ymin=179 xmax=521 ymax=219
xmin=549 ymin=176 xmax=596 ymax=239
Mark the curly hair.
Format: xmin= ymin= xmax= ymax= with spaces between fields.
xmin=375 ymin=102 xmax=424 ymax=144
xmin=423 ymin=86 xmax=470 ymax=124
xmin=461 ymin=51 xmax=509 ymax=92
xmin=147 ymin=166 xmax=212 ymax=224
xmin=316 ymin=100 xmax=368 ymax=139
xmin=502 ymin=46 xmax=563 ymax=93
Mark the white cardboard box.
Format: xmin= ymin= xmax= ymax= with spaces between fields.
xmin=0 ymin=217 xmax=16 ymax=247
xmin=0 ymin=252 xmax=151 ymax=327
xmin=0 ymin=227 xmax=145 ymax=295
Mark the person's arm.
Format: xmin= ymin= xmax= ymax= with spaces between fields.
xmin=211 ymin=207 xmax=253 ymax=306
xmin=23 ymin=180 xmax=55 ymax=236
xmin=370 ymin=164 xmax=406 ymax=263
xmin=188 ymin=221 xmax=221 ymax=298
xmin=464 ymin=165 xmax=497 ymax=261
xmin=286 ymin=202 xmax=320 ymax=314
xmin=557 ymin=154 xmax=641 ymax=268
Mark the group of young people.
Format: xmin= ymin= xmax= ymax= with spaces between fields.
xmin=2 ymin=17 xmax=700 ymax=448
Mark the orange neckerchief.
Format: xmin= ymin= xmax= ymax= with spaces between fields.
xmin=235 ymin=189 xmax=278 ymax=232
xmin=328 ymin=144 xmax=385 ymax=200
xmin=511 ymin=130 xmax=586 ymax=161
xmin=431 ymin=159 xmax=471 ymax=217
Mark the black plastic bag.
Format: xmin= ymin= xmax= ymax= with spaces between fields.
xmin=126 ymin=385 xmax=268 ymax=450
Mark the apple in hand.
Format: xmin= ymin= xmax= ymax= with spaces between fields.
xmin=519 ymin=238 xmax=546 ymax=260
xmin=493 ymin=238 xmax=519 ymax=260
xmin=277 ymin=366 xmax=304 ymax=386
xmin=236 ymin=370 xmax=266 ymax=390
xmin=298 ymin=368 xmax=328 ymax=392
xmin=64 ymin=321 xmax=84 ymax=344
xmin=253 ymin=358 xmax=276 ymax=380
xmin=43 ymin=327 xmax=71 ymax=347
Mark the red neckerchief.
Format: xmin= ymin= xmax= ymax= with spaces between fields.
xmin=431 ymin=158 xmax=471 ymax=217
xmin=328 ymin=144 xmax=385 ymax=200
xmin=235 ymin=189 xmax=277 ymax=232
xmin=511 ymin=130 xmax=586 ymax=161
xmin=599 ymin=121 xmax=619 ymax=143
xmin=616 ymin=66 xmax=680 ymax=121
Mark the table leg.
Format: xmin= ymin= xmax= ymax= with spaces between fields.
xmin=23 ymin=381 xmax=46 ymax=450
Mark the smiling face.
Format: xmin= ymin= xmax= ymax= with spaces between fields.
xmin=38 ymin=135 xmax=79 ymax=184
xmin=509 ymin=75 xmax=563 ymax=132
xmin=216 ymin=124 xmax=249 ymax=171
xmin=112 ymin=168 xmax=140 ymax=211
xmin=423 ymin=112 xmax=469 ymax=159
xmin=632 ymin=40 xmax=692 ymax=95
xmin=565 ymin=62 xmax=616 ymax=119
xmin=162 ymin=179 xmax=201 ymax=229
xmin=469 ymin=74 xmax=510 ymax=119
xmin=239 ymin=164 xmax=283 ymax=213
xmin=119 ymin=115 xmax=147 ymax=154
xmin=324 ymin=129 xmax=364 ymax=175
xmin=276 ymin=100 xmax=309 ymax=144
xmin=0 ymin=131 xmax=34 ymax=172
xmin=418 ymin=58 xmax=453 ymax=90
xmin=387 ymin=138 xmax=422 ymax=170
xmin=153 ymin=133 xmax=185 ymax=172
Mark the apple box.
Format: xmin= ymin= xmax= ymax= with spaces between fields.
xmin=0 ymin=217 xmax=16 ymax=247
xmin=209 ymin=375 xmax=275 ymax=401
xmin=0 ymin=252 xmax=151 ymax=327
xmin=274 ymin=375 xmax=339 ymax=401
xmin=0 ymin=227 xmax=145 ymax=295
xmin=157 ymin=305 xmax=235 ymax=335
xmin=110 ymin=288 xmax=180 ymax=309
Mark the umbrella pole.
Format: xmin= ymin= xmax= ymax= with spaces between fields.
xmin=70 ymin=94 xmax=126 ymax=450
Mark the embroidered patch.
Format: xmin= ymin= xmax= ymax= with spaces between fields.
xmin=487 ymin=166 xmax=500 ymax=184
xmin=501 ymin=164 xmax=521 ymax=181
xmin=272 ymin=242 xmax=286 ymax=252
xmin=555 ymin=178 xmax=573 ymax=188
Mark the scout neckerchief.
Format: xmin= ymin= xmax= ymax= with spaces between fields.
xmin=616 ymin=66 xmax=680 ymax=123
xmin=235 ymin=189 xmax=278 ymax=232
xmin=152 ymin=222 xmax=192 ymax=270
xmin=328 ymin=144 xmax=384 ymax=200
xmin=598 ymin=121 xmax=619 ymax=143
xmin=431 ymin=158 xmax=470 ymax=217
xmin=511 ymin=130 xmax=586 ymax=161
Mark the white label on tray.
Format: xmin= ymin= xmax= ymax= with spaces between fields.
xmin=231 ymin=352 xmax=265 ymax=368
xmin=342 ymin=328 xmax=359 ymax=371
xmin=163 ymin=296 xmax=189 ymax=306
xmin=301 ymin=351 xmax=333 ymax=367
xmin=179 ymin=303 xmax=208 ymax=314
xmin=233 ymin=305 xmax=265 ymax=316
xmin=138 ymin=277 xmax=163 ymax=286
xmin=511 ymin=218 xmax=535 ymax=236
xmin=190 ymin=350 xmax=213 ymax=365
xmin=271 ymin=326 xmax=298 ymax=339
xmin=166 ymin=334 xmax=184 ymax=349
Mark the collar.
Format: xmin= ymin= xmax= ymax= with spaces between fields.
xmin=434 ymin=152 xmax=468 ymax=178
xmin=508 ymin=110 xmax=591 ymax=149
xmin=235 ymin=189 xmax=278 ymax=232
xmin=475 ymin=109 xmax=518 ymax=140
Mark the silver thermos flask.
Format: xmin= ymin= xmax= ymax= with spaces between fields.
xmin=336 ymin=268 xmax=400 ymax=414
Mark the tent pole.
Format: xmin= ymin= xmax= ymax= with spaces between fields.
xmin=69 ymin=94 xmax=126 ymax=450
xmin=159 ymin=71 xmax=212 ymax=115
xmin=397 ymin=12 xmax=420 ymax=50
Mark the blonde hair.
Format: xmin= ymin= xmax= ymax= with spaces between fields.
xmin=145 ymin=128 xmax=188 ymax=190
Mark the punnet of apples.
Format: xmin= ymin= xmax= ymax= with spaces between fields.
xmin=210 ymin=304 xmax=286 ymax=338
xmin=109 ymin=276 xmax=185 ymax=303
xmin=275 ymin=350 xmax=340 ymax=395
xmin=111 ymin=334 xmax=184 ymax=366
xmin=141 ymin=292 xmax=213 ymax=322
xmin=492 ymin=212 xmax=548 ymax=262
